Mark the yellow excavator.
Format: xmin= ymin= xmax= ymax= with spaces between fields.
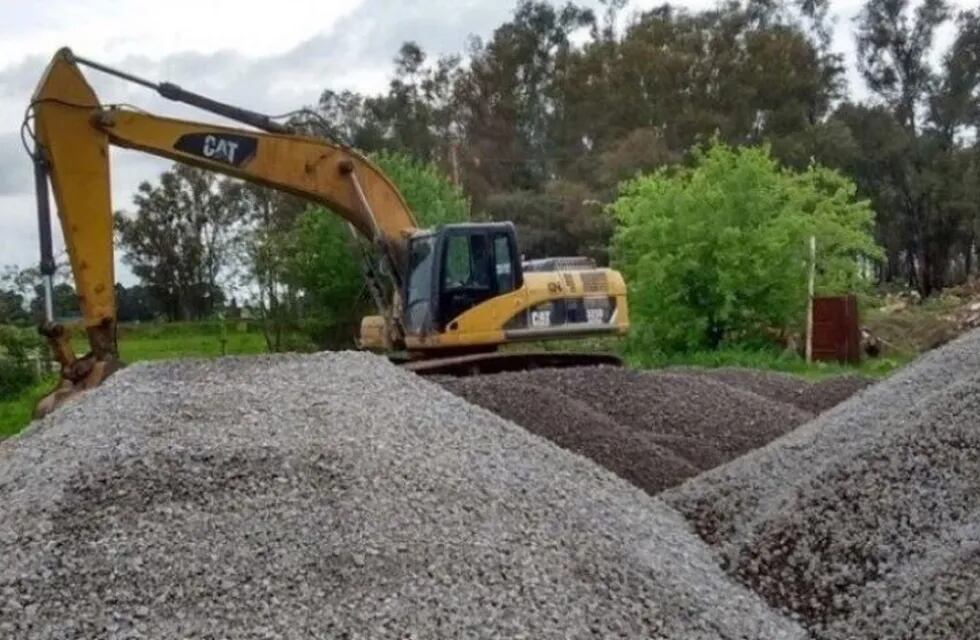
xmin=25 ymin=48 xmax=629 ymax=417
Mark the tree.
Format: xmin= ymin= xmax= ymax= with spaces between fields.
xmin=0 ymin=267 xmax=30 ymax=325
xmin=222 ymin=181 xmax=307 ymax=351
xmin=610 ymin=143 xmax=881 ymax=354
xmin=0 ymin=325 xmax=43 ymax=397
xmin=115 ymin=284 xmax=160 ymax=323
xmin=314 ymin=43 xmax=461 ymax=166
xmin=2 ymin=262 xmax=78 ymax=323
xmin=484 ymin=181 xmax=611 ymax=262
xmin=857 ymin=0 xmax=951 ymax=133
xmin=371 ymin=150 xmax=470 ymax=226
xmin=0 ymin=290 xmax=29 ymax=326
xmin=29 ymin=283 xmax=80 ymax=320
xmin=454 ymin=1 xmax=596 ymax=201
xmin=553 ymin=1 xmax=842 ymax=169
xmin=115 ymin=164 xmax=237 ymax=320
xmin=840 ymin=0 xmax=980 ymax=293
xmin=302 ymin=1 xmax=844 ymax=278
xmin=282 ymin=151 xmax=470 ymax=346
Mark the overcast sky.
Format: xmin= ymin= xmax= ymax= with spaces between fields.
xmin=0 ymin=0 xmax=968 ymax=283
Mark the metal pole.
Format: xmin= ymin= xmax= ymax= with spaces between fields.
xmin=34 ymin=154 xmax=56 ymax=323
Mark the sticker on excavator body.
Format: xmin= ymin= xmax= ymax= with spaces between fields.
xmin=174 ymin=133 xmax=258 ymax=167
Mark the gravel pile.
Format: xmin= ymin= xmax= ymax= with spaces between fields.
xmin=665 ymin=328 xmax=980 ymax=639
xmin=698 ymin=368 xmax=873 ymax=414
xmin=441 ymin=376 xmax=699 ymax=494
xmin=801 ymin=376 xmax=874 ymax=414
xmin=0 ymin=352 xmax=806 ymax=639
xmin=440 ymin=367 xmax=814 ymax=493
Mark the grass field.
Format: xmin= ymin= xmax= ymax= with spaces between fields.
xmin=0 ymin=379 xmax=57 ymax=439
xmin=1 ymin=320 xmax=909 ymax=439
xmin=107 ymin=321 xmax=270 ymax=361
xmin=508 ymin=336 xmax=909 ymax=380
xmin=0 ymin=321 xmax=268 ymax=439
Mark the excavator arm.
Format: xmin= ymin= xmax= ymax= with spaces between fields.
xmin=29 ymin=48 xmax=418 ymax=416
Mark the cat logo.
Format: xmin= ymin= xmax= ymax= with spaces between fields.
xmin=173 ymin=132 xmax=258 ymax=167
xmin=203 ymin=135 xmax=239 ymax=163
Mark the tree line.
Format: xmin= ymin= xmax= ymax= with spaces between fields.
xmin=2 ymin=0 xmax=979 ymax=338
xmin=309 ymin=0 xmax=979 ymax=295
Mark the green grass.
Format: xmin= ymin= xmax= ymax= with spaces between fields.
xmin=863 ymin=296 xmax=962 ymax=357
xmin=78 ymin=328 xmax=269 ymax=362
xmin=0 ymin=377 xmax=57 ymax=438
xmin=507 ymin=336 xmax=907 ymax=380
xmin=1 ymin=321 xmax=270 ymax=440
xmin=626 ymin=345 xmax=909 ymax=380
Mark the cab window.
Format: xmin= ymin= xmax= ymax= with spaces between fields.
xmin=404 ymin=235 xmax=436 ymax=333
xmin=494 ymin=234 xmax=515 ymax=293
xmin=443 ymin=234 xmax=491 ymax=289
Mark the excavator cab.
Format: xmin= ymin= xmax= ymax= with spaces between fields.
xmin=404 ymin=223 xmax=521 ymax=335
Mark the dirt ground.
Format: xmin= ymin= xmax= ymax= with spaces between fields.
xmin=439 ymin=366 xmax=872 ymax=494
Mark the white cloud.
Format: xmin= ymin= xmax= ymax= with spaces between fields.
xmin=0 ymin=0 xmax=365 ymax=62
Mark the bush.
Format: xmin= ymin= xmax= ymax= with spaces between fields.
xmin=0 ymin=325 xmax=43 ymax=398
xmin=610 ymin=143 xmax=882 ymax=354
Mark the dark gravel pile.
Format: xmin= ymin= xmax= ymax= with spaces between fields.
xmin=698 ymin=368 xmax=812 ymax=408
xmin=440 ymin=367 xmax=814 ymax=493
xmin=443 ymin=376 xmax=699 ymax=494
xmin=0 ymin=353 xmax=806 ymax=639
xmin=699 ymin=368 xmax=874 ymax=414
xmin=665 ymin=328 xmax=980 ymax=639
xmin=800 ymin=376 xmax=874 ymax=414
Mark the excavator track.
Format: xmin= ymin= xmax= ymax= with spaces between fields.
xmin=398 ymin=351 xmax=622 ymax=377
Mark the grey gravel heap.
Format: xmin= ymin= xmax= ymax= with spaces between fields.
xmin=0 ymin=352 xmax=806 ymax=639
xmin=665 ymin=328 xmax=980 ymax=640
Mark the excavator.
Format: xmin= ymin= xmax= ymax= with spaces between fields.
xmin=24 ymin=48 xmax=629 ymax=418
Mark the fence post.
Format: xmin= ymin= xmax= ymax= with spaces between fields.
xmin=805 ymin=235 xmax=816 ymax=363
xmin=219 ymin=313 xmax=228 ymax=357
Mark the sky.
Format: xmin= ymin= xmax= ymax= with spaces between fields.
xmin=0 ymin=0 xmax=967 ymax=283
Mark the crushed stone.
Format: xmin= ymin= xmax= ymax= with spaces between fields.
xmin=0 ymin=352 xmax=807 ymax=639
xmin=440 ymin=366 xmax=815 ymax=492
xmin=665 ymin=329 xmax=980 ymax=639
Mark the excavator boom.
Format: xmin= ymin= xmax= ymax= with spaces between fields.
xmin=29 ymin=48 xmax=418 ymax=416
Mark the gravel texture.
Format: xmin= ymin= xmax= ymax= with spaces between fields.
xmin=440 ymin=366 xmax=814 ymax=493
xmin=665 ymin=328 xmax=980 ymax=639
xmin=699 ymin=369 xmax=873 ymax=415
xmin=438 ymin=376 xmax=699 ymax=494
xmin=800 ymin=376 xmax=874 ymax=414
xmin=0 ymin=352 xmax=806 ymax=639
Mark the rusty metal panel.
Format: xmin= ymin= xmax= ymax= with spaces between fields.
xmin=812 ymin=295 xmax=861 ymax=364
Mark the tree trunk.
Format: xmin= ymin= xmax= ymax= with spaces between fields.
xmin=965 ymin=237 xmax=975 ymax=278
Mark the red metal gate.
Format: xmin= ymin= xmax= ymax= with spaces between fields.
xmin=812 ymin=295 xmax=861 ymax=364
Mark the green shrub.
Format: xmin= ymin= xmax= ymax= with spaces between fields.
xmin=285 ymin=151 xmax=470 ymax=347
xmin=0 ymin=325 xmax=43 ymax=398
xmin=610 ymin=142 xmax=882 ymax=354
